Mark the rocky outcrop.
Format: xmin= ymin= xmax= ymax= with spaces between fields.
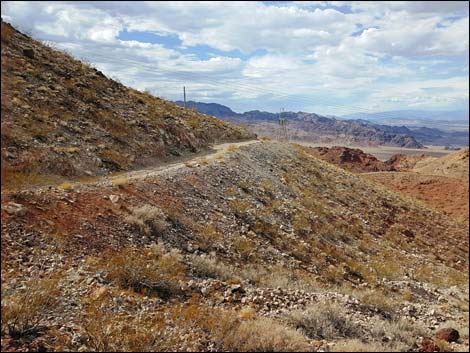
xmin=305 ymin=146 xmax=396 ymax=173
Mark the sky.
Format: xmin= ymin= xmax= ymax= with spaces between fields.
xmin=2 ymin=1 xmax=469 ymax=115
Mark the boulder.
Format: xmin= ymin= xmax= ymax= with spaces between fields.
xmin=22 ymin=48 xmax=35 ymax=59
xmin=435 ymin=328 xmax=459 ymax=342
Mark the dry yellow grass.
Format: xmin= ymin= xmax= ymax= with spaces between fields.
xmin=1 ymin=275 xmax=61 ymax=338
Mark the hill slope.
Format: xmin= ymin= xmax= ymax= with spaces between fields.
xmin=1 ymin=20 xmax=255 ymax=188
xmin=2 ymin=141 xmax=468 ymax=351
xmin=365 ymin=172 xmax=469 ymax=224
xmin=412 ymin=148 xmax=469 ymax=180
xmin=304 ymin=146 xmax=469 ymax=223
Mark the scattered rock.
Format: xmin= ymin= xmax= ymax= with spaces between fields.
xmin=90 ymin=286 xmax=108 ymax=300
xmin=420 ymin=338 xmax=440 ymax=352
xmin=109 ymin=194 xmax=120 ymax=203
xmin=4 ymin=202 xmax=27 ymax=216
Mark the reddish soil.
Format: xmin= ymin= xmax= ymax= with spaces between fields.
xmin=365 ymin=172 xmax=469 ymax=224
xmin=305 ymin=146 xmax=395 ymax=173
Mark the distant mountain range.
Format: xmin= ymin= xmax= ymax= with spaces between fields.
xmin=176 ymin=101 xmax=469 ymax=148
xmin=342 ymin=110 xmax=469 ymax=133
xmin=343 ymin=109 xmax=469 ymax=121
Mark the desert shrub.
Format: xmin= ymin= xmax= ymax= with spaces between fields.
xmin=190 ymin=254 xmax=235 ymax=281
xmin=99 ymin=244 xmax=185 ymax=299
xmin=220 ymin=317 xmax=311 ymax=352
xmin=330 ymin=339 xmax=393 ymax=352
xmin=238 ymin=307 xmax=257 ymax=320
xmin=414 ymin=264 xmax=467 ymax=287
xmin=229 ymin=200 xmax=252 ymax=219
xmin=164 ymin=206 xmax=194 ymax=229
xmin=251 ymin=218 xmax=279 ymax=240
xmin=231 ymin=235 xmax=257 ymax=261
xmin=126 ymin=205 xmax=169 ymax=236
xmin=1 ymin=167 xmax=60 ymax=190
xmin=195 ymin=223 xmax=222 ymax=251
xmin=1 ymin=275 xmax=61 ymax=338
xmin=241 ymin=264 xmax=319 ymax=292
xmin=286 ymin=303 xmax=357 ymax=340
xmin=227 ymin=145 xmax=239 ymax=153
xmin=166 ymin=303 xmax=310 ymax=351
xmin=369 ymin=256 xmax=405 ymax=281
xmin=356 ymin=289 xmax=398 ymax=317
xmin=81 ymin=298 xmax=176 ymax=352
xmin=369 ymin=317 xmax=426 ymax=348
xmin=402 ymin=288 xmax=413 ymax=302
xmin=293 ymin=214 xmax=312 ymax=237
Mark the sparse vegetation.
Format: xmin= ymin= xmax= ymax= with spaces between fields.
xmin=286 ymin=303 xmax=357 ymax=340
xmin=81 ymin=297 xmax=177 ymax=352
xmin=1 ymin=275 xmax=61 ymax=338
xmin=190 ymin=254 xmax=236 ymax=281
xmin=219 ymin=317 xmax=311 ymax=352
xmin=96 ymin=244 xmax=185 ymax=299
xmin=330 ymin=339 xmax=391 ymax=352
xmin=125 ymin=204 xmax=169 ymax=236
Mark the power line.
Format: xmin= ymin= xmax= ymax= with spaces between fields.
xmin=63 ymin=50 xmax=458 ymax=116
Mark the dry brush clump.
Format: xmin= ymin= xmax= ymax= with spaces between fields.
xmin=125 ymin=204 xmax=169 ymax=237
xmin=195 ymin=223 xmax=222 ymax=251
xmin=1 ymin=275 xmax=61 ymax=338
xmin=220 ymin=316 xmax=312 ymax=352
xmin=166 ymin=303 xmax=311 ymax=352
xmin=96 ymin=244 xmax=185 ymax=299
xmin=330 ymin=339 xmax=390 ymax=352
xmin=369 ymin=316 xmax=426 ymax=350
xmin=190 ymin=254 xmax=236 ymax=281
xmin=240 ymin=264 xmax=320 ymax=292
xmin=80 ymin=296 xmax=178 ymax=352
xmin=286 ymin=303 xmax=357 ymax=340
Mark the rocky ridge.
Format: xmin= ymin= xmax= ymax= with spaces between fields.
xmin=1 ymin=20 xmax=255 ymax=189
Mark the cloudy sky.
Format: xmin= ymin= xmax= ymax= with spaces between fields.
xmin=2 ymin=1 xmax=469 ymax=115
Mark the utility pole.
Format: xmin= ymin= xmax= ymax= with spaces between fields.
xmin=278 ymin=108 xmax=288 ymax=141
xmin=183 ymin=86 xmax=186 ymax=108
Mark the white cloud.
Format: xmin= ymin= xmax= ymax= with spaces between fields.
xmin=1 ymin=1 xmax=468 ymax=114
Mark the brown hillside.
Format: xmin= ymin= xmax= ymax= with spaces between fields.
xmin=1 ymin=20 xmax=255 ymax=189
xmin=385 ymin=153 xmax=430 ymax=171
xmin=412 ymin=148 xmax=469 ymax=180
xmin=365 ymin=172 xmax=469 ymax=224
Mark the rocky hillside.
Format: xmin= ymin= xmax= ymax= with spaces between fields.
xmin=2 ymin=141 xmax=468 ymax=352
xmin=177 ymin=101 xmax=424 ymax=148
xmin=1 ymin=20 xmax=255 ymax=189
xmin=412 ymin=148 xmax=469 ymax=180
